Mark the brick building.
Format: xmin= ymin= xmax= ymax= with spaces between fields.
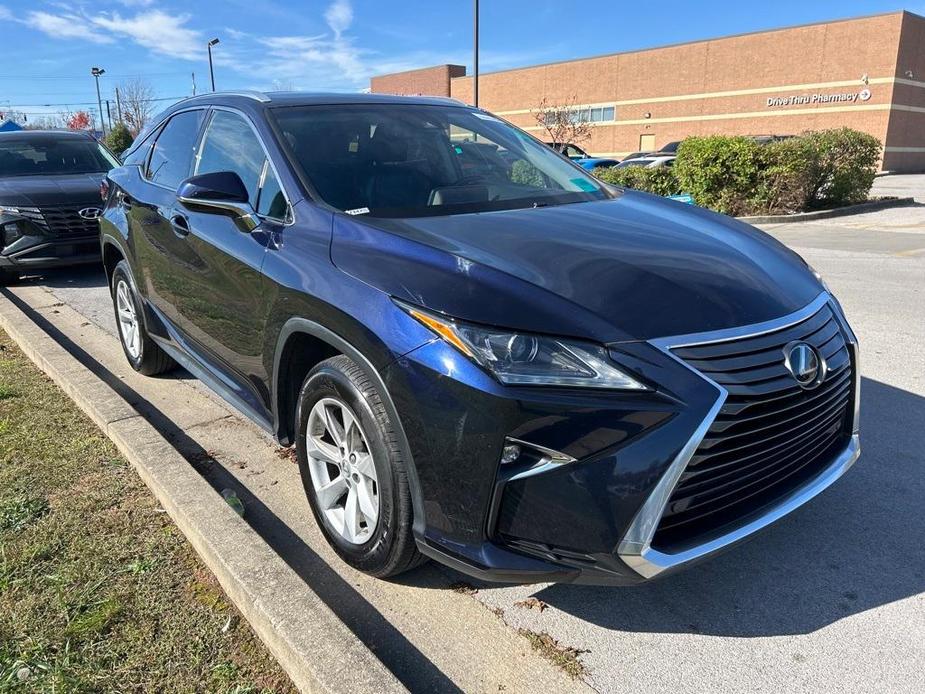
xmin=371 ymin=11 xmax=925 ymax=172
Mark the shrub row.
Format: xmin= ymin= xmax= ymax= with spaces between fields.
xmin=596 ymin=128 xmax=882 ymax=216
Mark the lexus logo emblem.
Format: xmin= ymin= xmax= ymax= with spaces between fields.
xmin=78 ymin=207 xmax=102 ymax=220
xmin=783 ymin=341 xmax=826 ymax=389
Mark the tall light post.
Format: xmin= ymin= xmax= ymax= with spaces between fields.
xmin=91 ymin=67 xmax=105 ymax=136
xmin=208 ymin=38 xmax=220 ymax=92
xmin=473 ymin=0 xmax=479 ymax=108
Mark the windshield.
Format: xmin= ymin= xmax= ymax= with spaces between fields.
xmin=0 ymin=137 xmax=118 ymax=177
xmin=273 ymin=104 xmax=611 ymax=217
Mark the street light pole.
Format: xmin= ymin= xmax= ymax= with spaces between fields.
xmin=208 ymin=38 xmax=220 ymax=92
xmin=91 ymin=67 xmax=105 ymax=137
xmin=473 ymin=0 xmax=479 ymax=108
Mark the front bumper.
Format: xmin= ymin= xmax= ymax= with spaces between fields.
xmin=0 ymin=230 xmax=100 ymax=272
xmin=383 ymin=292 xmax=860 ymax=585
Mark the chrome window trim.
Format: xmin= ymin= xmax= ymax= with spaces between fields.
xmin=617 ymin=292 xmax=861 ymax=578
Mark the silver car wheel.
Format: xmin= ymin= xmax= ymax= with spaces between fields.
xmin=306 ymin=397 xmax=380 ymax=545
xmin=115 ymin=279 xmax=141 ymax=359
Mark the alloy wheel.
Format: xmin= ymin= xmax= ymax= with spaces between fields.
xmin=115 ymin=279 xmax=140 ymax=359
xmin=306 ymin=397 xmax=380 ymax=545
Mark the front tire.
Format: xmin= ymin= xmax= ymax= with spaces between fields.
xmin=296 ymin=355 xmax=424 ymax=578
xmin=0 ymin=268 xmax=19 ymax=286
xmin=110 ymin=260 xmax=173 ymax=376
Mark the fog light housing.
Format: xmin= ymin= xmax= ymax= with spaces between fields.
xmin=500 ymin=444 xmax=521 ymax=465
xmin=1 ymin=221 xmax=26 ymax=248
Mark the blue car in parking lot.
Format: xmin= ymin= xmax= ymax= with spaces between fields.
xmin=546 ymin=142 xmax=620 ymax=171
xmin=100 ymin=91 xmax=860 ymax=585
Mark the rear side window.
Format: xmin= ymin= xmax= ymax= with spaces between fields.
xmin=146 ymin=110 xmax=205 ymax=189
xmin=194 ymin=111 xmax=265 ymax=206
xmin=122 ymin=125 xmax=162 ymax=167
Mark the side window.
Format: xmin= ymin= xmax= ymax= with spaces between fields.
xmin=146 ymin=110 xmax=204 ymax=188
xmin=122 ymin=124 xmax=162 ymax=167
xmin=194 ymin=111 xmax=266 ymax=206
xmin=257 ymin=165 xmax=288 ymax=220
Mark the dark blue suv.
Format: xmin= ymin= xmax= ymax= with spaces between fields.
xmin=100 ymin=91 xmax=860 ymax=584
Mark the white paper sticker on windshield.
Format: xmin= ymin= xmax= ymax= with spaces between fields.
xmin=345 ymin=207 xmax=370 ymax=216
xmin=472 ymin=112 xmax=501 ymax=122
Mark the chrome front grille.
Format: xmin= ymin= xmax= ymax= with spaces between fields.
xmin=652 ymin=302 xmax=854 ymax=549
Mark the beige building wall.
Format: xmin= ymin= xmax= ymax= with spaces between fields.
xmin=371 ymin=12 xmax=925 ymax=172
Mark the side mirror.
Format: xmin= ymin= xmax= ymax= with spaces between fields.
xmin=177 ymin=171 xmax=258 ymax=231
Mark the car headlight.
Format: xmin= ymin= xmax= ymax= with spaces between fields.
xmin=399 ymin=302 xmax=648 ymax=390
xmin=806 ymin=262 xmax=832 ymax=293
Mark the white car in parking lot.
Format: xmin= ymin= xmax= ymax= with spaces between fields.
xmin=614 ymin=154 xmax=676 ymax=169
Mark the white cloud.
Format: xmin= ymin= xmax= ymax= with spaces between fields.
xmin=0 ymin=6 xmax=12 ymax=21
xmin=235 ymin=1 xmax=364 ymax=90
xmin=324 ymin=0 xmax=353 ymax=38
xmin=90 ymin=10 xmax=202 ymax=60
xmin=25 ymin=10 xmax=115 ymax=43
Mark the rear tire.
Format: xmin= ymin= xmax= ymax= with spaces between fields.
xmin=0 ymin=268 xmax=19 ymax=286
xmin=110 ymin=260 xmax=173 ymax=376
xmin=296 ymin=355 xmax=424 ymax=578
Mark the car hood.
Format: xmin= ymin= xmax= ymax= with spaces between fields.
xmin=330 ymin=191 xmax=823 ymax=343
xmin=0 ymin=173 xmax=106 ymax=208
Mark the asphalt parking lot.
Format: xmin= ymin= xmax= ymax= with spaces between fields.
xmin=4 ymin=196 xmax=924 ymax=692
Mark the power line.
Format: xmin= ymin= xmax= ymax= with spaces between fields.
xmin=0 ymin=71 xmax=191 ymax=80
xmin=7 ymin=96 xmax=186 ymax=108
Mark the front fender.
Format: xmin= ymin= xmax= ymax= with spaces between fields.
xmin=270 ymin=317 xmax=429 ymax=539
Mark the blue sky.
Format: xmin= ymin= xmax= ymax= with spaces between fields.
xmin=0 ymin=0 xmax=922 ymax=123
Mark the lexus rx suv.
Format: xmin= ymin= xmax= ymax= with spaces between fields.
xmin=100 ymin=92 xmax=860 ymax=584
xmin=0 ymin=130 xmax=119 ymax=284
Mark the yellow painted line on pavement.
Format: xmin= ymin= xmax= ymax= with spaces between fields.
xmin=892 ymin=247 xmax=925 ymax=257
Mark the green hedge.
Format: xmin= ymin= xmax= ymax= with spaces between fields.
xmin=594 ymin=165 xmax=682 ymax=197
xmin=596 ymin=128 xmax=881 ymax=216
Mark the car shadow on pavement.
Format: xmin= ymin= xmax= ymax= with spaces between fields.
xmin=534 ymin=377 xmax=924 ymax=637
xmin=18 ymin=265 xmax=108 ymax=290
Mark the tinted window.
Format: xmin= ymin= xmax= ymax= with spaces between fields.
xmin=122 ymin=125 xmax=162 ymax=167
xmin=274 ymin=104 xmax=609 ymax=218
xmin=147 ymin=110 xmax=204 ymax=188
xmin=257 ymin=166 xmax=288 ymax=220
xmin=0 ymin=137 xmax=117 ymax=177
xmin=195 ymin=111 xmax=266 ymax=205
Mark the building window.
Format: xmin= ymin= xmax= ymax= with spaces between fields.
xmin=542 ymin=105 xmax=615 ymax=125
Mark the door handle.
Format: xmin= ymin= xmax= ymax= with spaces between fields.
xmin=170 ymin=213 xmax=190 ymax=237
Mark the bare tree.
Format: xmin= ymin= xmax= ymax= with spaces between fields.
xmin=24 ymin=114 xmax=64 ymax=130
xmin=0 ymin=109 xmax=28 ymax=125
xmin=119 ymin=78 xmax=156 ymax=136
xmin=532 ymin=96 xmax=593 ymax=150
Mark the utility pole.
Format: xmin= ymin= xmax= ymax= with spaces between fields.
xmin=473 ymin=0 xmax=479 ymax=108
xmin=91 ymin=66 xmax=106 ymax=137
xmin=114 ymin=87 xmax=123 ymax=123
xmin=106 ymin=100 xmax=112 ymax=131
xmin=208 ymin=38 xmax=220 ymax=92
xmin=191 ymin=72 xmax=197 ymax=96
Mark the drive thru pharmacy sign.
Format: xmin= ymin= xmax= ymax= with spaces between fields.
xmin=766 ymin=89 xmax=872 ymax=108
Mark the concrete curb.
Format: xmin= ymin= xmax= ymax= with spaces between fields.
xmin=0 ymin=290 xmax=406 ymax=694
xmin=738 ymin=196 xmax=917 ymax=224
